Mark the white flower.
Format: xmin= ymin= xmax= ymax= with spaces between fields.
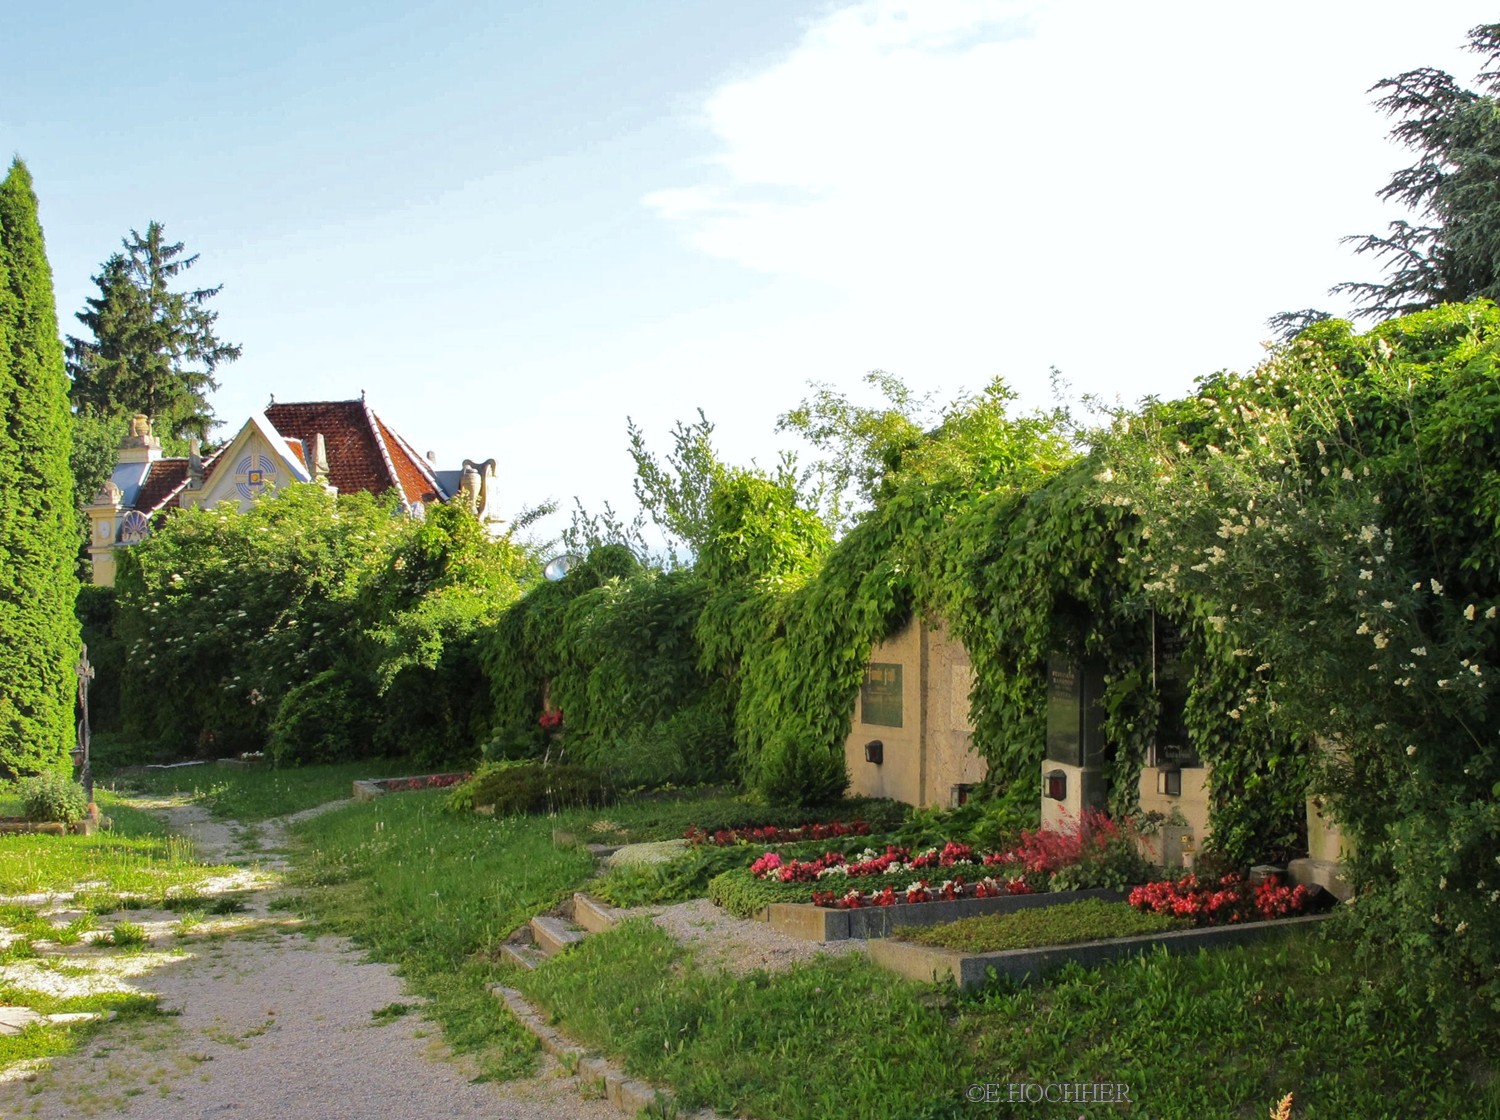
xmin=1342 ymin=468 xmax=1355 ymax=481
xmin=1456 ymin=921 xmax=1470 ymax=935
xmin=1359 ymin=526 xmax=1378 ymax=543
xmin=1356 ymin=622 xmax=1370 ymax=635
xmin=1437 ymin=680 xmax=1450 ymax=688
xmin=1440 ymin=877 xmax=1447 ymax=890
xmin=1374 ymin=633 xmax=1390 ymax=649
xmin=1488 ymin=607 xmax=1498 ymax=619
xmin=1359 ymin=570 xmax=1373 ymax=581
xmin=1407 ymin=745 xmax=1417 ymax=756
xmin=1465 ymin=604 xmax=1477 ymax=621
xmin=1320 ymin=465 xmax=1330 ymax=477
xmin=1413 ymin=582 xmax=1423 ymax=591
xmin=1412 ymin=647 xmax=1427 ymax=657
xmin=1381 ymin=600 xmax=1396 ymax=610
xmin=1431 ymin=579 xmax=1444 ymax=595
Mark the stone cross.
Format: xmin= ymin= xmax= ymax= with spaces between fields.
xmin=75 ymin=646 xmax=95 ymax=805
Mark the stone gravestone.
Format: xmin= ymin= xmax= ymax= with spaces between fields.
xmin=1153 ymin=617 xmax=1198 ymax=767
xmin=860 ymin=663 xmax=903 ymax=727
xmin=1045 ymin=655 xmax=1106 ymax=769
xmin=1044 ymin=654 xmax=1110 ymax=819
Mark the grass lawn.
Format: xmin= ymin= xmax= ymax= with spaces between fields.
xmin=108 ymin=758 xmax=411 ymax=821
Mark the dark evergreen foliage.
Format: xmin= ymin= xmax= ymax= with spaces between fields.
xmin=1336 ymin=23 xmax=1500 ymax=318
xmin=66 ymin=222 xmax=241 ymax=446
xmin=0 ymin=159 xmax=81 ymax=776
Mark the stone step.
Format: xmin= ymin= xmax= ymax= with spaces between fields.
xmin=530 ymin=915 xmax=587 ymax=957
xmin=569 ymin=893 xmax=618 ymax=935
xmin=498 ymin=941 xmax=546 ymax=971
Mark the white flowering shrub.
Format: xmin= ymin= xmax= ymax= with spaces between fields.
xmin=1103 ymin=302 xmax=1500 ymax=1036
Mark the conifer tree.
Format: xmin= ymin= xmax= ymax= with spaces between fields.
xmin=67 ymin=222 xmax=240 ymax=447
xmin=0 ymin=158 xmax=81 ymax=775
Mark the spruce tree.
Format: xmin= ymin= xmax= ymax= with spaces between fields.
xmin=67 ymin=222 xmax=241 ymax=447
xmin=0 ymin=158 xmax=80 ymax=776
xmin=1335 ymin=23 xmax=1500 ymax=318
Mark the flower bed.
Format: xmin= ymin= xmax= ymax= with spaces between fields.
xmin=684 ymin=819 xmax=872 ymax=847
xmin=751 ymin=841 xmax=999 ymax=884
xmin=810 ymin=875 xmax=1031 ymax=909
xmin=352 ymin=772 xmax=471 ymax=801
xmin=1128 ymin=872 xmax=1312 ymax=926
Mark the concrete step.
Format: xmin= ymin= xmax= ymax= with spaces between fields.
xmin=499 ymin=941 xmax=546 ymax=971
xmin=530 ymin=915 xmax=587 ymax=957
xmin=569 ymin=892 xmax=618 ymax=935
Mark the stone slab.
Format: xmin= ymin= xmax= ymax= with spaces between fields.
xmin=870 ymin=912 xmax=1333 ymax=990
xmin=491 ymin=986 xmax=726 ymax=1120
xmin=530 ymin=915 xmax=587 ymax=956
xmin=1287 ymin=858 xmax=1354 ymax=903
xmin=768 ymin=888 xmax=1123 ymax=942
xmin=570 ymin=893 xmax=619 ymax=935
xmin=766 ymin=903 xmax=851 ymax=940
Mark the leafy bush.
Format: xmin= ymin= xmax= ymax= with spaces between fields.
xmin=267 ymin=669 xmax=377 ymax=765
xmin=893 ymin=898 xmax=1185 ymax=952
xmin=445 ymin=760 xmax=613 ymax=817
xmin=20 ymin=773 xmax=89 ymax=824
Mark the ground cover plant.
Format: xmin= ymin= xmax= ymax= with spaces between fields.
xmin=891 ymin=898 xmax=1185 ymax=952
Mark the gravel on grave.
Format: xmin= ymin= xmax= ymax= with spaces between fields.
xmin=638 ymin=897 xmax=868 ymax=974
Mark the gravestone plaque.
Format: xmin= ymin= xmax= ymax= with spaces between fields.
xmin=1045 ymin=655 xmax=1107 ymax=768
xmin=861 ymin=663 xmax=903 ymax=727
xmin=1154 ymin=617 xmax=1198 ymax=766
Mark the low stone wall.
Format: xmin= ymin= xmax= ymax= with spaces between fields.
xmin=767 ymin=888 xmax=1124 ymax=942
xmin=869 ymin=912 xmax=1332 ymax=990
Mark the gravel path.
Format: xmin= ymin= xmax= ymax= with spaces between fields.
xmin=0 ymin=797 xmax=619 ymax=1120
xmin=643 ymin=898 xmax=867 ymax=975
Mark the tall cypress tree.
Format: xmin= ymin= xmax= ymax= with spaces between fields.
xmin=0 ymin=158 xmax=80 ymax=776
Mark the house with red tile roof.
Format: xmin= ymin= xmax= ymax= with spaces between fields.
xmin=84 ymin=398 xmax=501 ymax=586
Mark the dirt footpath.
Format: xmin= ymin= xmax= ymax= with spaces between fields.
xmin=0 ymin=798 xmax=618 ymax=1120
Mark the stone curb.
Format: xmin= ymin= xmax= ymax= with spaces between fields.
xmin=492 ymin=986 xmax=729 ymax=1120
xmin=869 ymin=912 xmax=1334 ymax=989
xmin=768 ymin=887 xmax=1124 ymax=941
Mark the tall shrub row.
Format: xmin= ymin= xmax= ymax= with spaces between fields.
xmin=0 ymin=160 xmax=79 ymax=777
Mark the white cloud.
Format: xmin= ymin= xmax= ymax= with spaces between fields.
xmin=644 ymin=0 xmax=1500 ymax=408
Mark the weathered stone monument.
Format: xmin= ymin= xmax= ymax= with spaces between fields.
xmin=843 ymin=616 xmax=987 ymax=808
xmin=1040 ymin=654 xmax=1110 ymax=829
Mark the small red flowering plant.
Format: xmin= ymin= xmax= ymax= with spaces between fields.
xmin=538 ymin=709 xmax=564 ymax=732
xmin=684 ymin=819 xmax=871 ymax=847
xmin=1128 ymin=872 xmax=1310 ymax=926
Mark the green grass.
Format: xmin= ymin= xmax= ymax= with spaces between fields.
xmin=283 ymin=790 xmax=888 ymax=1078
xmin=109 ymin=758 xmax=411 ymax=821
xmin=0 ymin=791 xmax=237 ymax=900
xmin=111 ymin=759 xmax=407 ymax=821
xmin=273 ymin=788 xmax=1498 ymax=1116
xmin=287 ymin=791 xmax=595 ymax=1079
xmin=893 ymin=899 xmax=1186 ymax=952
xmin=516 ymin=917 xmax=1495 ymax=1119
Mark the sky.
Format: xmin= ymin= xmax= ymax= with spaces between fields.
xmin=4 ymin=1 xmax=1499 ymax=546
